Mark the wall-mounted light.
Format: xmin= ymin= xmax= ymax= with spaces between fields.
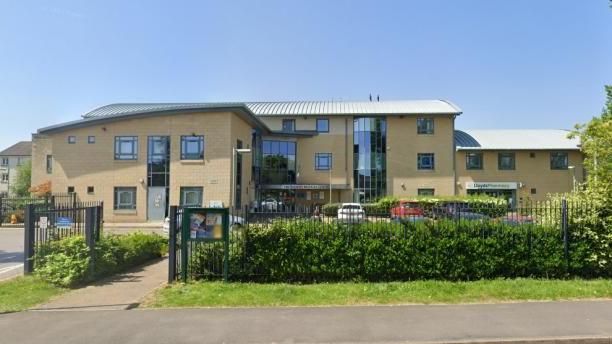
xmin=102 ymin=127 xmax=107 ymax=131
xmin=139 ymin=178 xmax=145 ymax=185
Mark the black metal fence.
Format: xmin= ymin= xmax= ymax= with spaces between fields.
xmin=0 ymin=193 xmax=77 ymax=226
xmin=168 ymin=199 xmax=594 ymax=282
xmin=23 ymin=201 xmax=103 ymax=274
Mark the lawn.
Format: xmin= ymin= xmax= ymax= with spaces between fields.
xmin=0 ymin=276 xmax=65 ymax=313
xmin=147 ymin=279 xmax=612 ymax=308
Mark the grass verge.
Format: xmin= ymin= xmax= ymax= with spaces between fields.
xmin=0 ymin=276 xmax=65 ymax=313
xmin=147 ymin=279 xmax=612 ymax=308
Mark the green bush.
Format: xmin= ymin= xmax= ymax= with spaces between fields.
xmin=35 ymin=232 xmax=167 ymax=287
xmin=197 ymin=219 xmax=600 ymax=282
xmin=322 ymin=203 xmax=340 ymax=216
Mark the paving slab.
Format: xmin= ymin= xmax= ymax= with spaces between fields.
xmin=33 ymin=257 xmax=167 ymax=311
xmin=1 ymin=300 xmax=610 ymax=344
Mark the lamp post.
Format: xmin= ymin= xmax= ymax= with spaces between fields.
xmin=231 ymin=148 xmax=251 ymax=211
xmin=568 ymin=166 xmax=577 ymax=193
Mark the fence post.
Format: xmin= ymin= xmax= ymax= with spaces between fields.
xmin=23 ymin=204 xmax=35 ymax=274
xmin=96 ymin=201 xmax=104 ymax=240
xmin=85 ymin=207 xmax=96 ymax=276
xmin=561 ymin=198 xmax=569 ymax=273
xmin=168 ymin=206 xmax=177 ymax=283
xmin=0 ymin=196 xmax=3 ymax=227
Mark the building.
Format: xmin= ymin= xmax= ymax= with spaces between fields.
xmin=0 ymin=141 xmax=32 ymax=197
xmin=31 ymin=100 xmax=583 ymax=222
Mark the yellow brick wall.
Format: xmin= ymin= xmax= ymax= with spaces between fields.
xmin=386 ymin=115 xmax=456 ymax=196
xmin=32 ymin=111 xmax=245 ymax=222
xmin=456 ymin=150 xmax=584 ymax=201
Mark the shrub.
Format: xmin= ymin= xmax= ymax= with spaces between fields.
xmin=35 ymin=232 xmax=167 ymax=287
xmin=322 ymin=203 xmax=340 ymax=216
xmin=193 ymin=219 xmax=599 ymax=282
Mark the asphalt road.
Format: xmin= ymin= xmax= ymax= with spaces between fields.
xmin=1 ymin=301 xmax=612 ymax=344
xmin=0 ymin=228 xmax=23 ymax=281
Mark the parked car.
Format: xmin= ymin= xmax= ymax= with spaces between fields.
xmin=390 ymin=200 xmax=426 ymax=223
xmin=433 ymin=202 xmax=489 ymax=221
xmin=498 ymin=213 xmax=534 ymax=225
xmin=261 ymin=198 xmax=283 ymax=211
xmin=337 ymin=203 xmax=365 ymax=223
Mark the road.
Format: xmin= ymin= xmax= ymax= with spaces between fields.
xmin=1 ymin=301 xmax=612 ymax=344
xmin=0 ymin=228 xmax=23 ymax=281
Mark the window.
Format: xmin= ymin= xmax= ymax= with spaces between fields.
xmin=296 ymin=191 xmax=306 ymax=200
xmin=282 ymin=119 xmax=295 ymax=132
xmin=466 ymin=152 xmax=483 ymax=170
xmin=180 ymin=135 xmax=204 ymax=160
xmin=235 ymin=140 xmax=243 ymax=208
xmin=418 ymin=188 xmax=435 ymax=196
xmin=417 ymin=153 xmax=435 ymax=170
xmin=1 ymin=157 xmax=8 ymax=166
xmin=67 ymin=186 xmax=75 ymax=193
xmin=315 ymin=153 xmax=332 ymax=170
xmin=16 ymin=157 xmax=25 ymax=166
xmin=417 ymin=118 xmax=434 ymax=134
xmin=87 ymin=186 xmax=95 ymax=194
xmin=46 ymin=155 xmax=52 ymax=174
xmin=498 ymin=152 xmax=515 ymax=170
xmin=68 ymin=136 xmax=76 ymax=144
xmin=114 ymin=136 xmax=138 ymax=160
xmin=114 ymin=187 xmax=137 ymax=210
xmin=550 ymin=152 xmax=568 ymax=170
xmin=262 ymin=140 xmax=297 ymax=184
xmin=313 ymin=191 xmax=325 ymax=201
xmin=180 ymin=187 xmax=203 ymax=207
xmin=1 ymin=174 xmax=8 ymax=183
xmin=316 ymin=118 xmax=329 ymax=133
xmin=531 ymin=188 xmax=537 ymax=195
xmin=88 ymin=136 xmax=96 ymax=144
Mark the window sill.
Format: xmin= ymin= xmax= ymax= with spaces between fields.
xmin=180 ymin=160 xmax=205 ymax=164
xmin=113 ymin=209 xmax=137 ymax=215
xmin=114 ymin=159 xmax=139 ymax=162
xmin=417 ymin=169 xmax=435 ymax=172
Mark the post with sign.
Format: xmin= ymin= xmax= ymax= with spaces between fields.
xmin=181 ymin=207 xmax=230 ymax=282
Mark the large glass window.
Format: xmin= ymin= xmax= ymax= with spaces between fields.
xmin=466 ymin=152 xmax=483 ymax=170
xmin=180 ymin=187 xmax=203 ymax=207
xmin=550 ymin=152 xmax=568 ymax=170
xmin=498 ymin=152 xmax=515 ymax=170
xmin=282 ymin=119 xmax=295 ymax=132
xmin=181 ymin=135 xmax=204 ymax=160
xmin=262 ymin=140 xmax=297 ymax=184
xmin=417 ymin=118 xmax=434 ymax=134
xmin=417 ymin=153 xmax=435 ymax=170
xmin=115 ymin=136 xmax=138 ymax=160
xmin=353 ymin=117 xmax=387 ymax=203
xmin=316 ymin=118 xmax=329 ymax=133
xmin=148 ymin=136 xmax=170 ymax=187
xmin=315 ymin=153 xmax=332 ymax=170
xmin=114 ymin=187 xmax=136 ymax=210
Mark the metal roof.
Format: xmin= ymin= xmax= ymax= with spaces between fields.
xmin=0 ymin=141 xmax=31 ymax=156
xmin=455 ymin=129 xmax=580 ymax=150
xmin=82 ymin=100 xmax=462 ymax=119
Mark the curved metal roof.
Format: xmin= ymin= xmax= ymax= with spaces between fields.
xmin=82 ymin=100 xmax=462 ymax=119
xmin=455 ymin=129 xmax=580 ymax=150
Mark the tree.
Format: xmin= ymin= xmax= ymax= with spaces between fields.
xmin=10 ymin=160 xmax=31 ymax=197
xmin=570 ymin=85 xmax=612 ymax=198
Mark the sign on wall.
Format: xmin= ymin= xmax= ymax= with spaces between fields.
xmin=465 ymin=182 xmax=519 ymax=190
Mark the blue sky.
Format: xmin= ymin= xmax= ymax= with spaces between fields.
xmin=0 ymin=0 xmax=610 ymax=150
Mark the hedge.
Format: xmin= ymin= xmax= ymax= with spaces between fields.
xmin=321 ymin=195 xmax=508 ymax=217
xmin=34 ymin=232 xmax=167 ymax=287
xmin=191 ymin=219 xmax=601 ymax=282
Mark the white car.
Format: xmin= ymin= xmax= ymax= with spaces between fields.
xmin=337 ymin=203 xmax=365 ymax=223
xmin=261 ymin=198 xmax=283 ymax=211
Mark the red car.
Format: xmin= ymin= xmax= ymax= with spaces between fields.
xmin=390 ymin=201 xmax=426 ymax=222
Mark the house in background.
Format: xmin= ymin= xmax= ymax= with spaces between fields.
xmin=0 ymin=141 xmax=32 ymax=197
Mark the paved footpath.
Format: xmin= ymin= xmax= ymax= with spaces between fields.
xmin=34 ymin=257 xmax=167 ymax=311
xmin=1 ymin=300 xmax=611 ymax=344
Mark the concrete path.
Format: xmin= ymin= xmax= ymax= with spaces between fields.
xmin=33 ymin=257 xmax=168 ymax=311
xmin=0 ymin=227 xmax=24 ymax=281
xmin=1 ymin=300 xmax=611 ymax=343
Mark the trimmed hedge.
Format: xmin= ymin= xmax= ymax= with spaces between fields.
xmin=34 ymin=232 xmax=167 ymax=287
xmin=321 ymin=195 xmax=508 ymax=217
xmin=191 ymin=219 xmax=600 ymax=282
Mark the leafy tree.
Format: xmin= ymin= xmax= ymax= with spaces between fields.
xmin=10 ymin=160 xmax=31 ymax=197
